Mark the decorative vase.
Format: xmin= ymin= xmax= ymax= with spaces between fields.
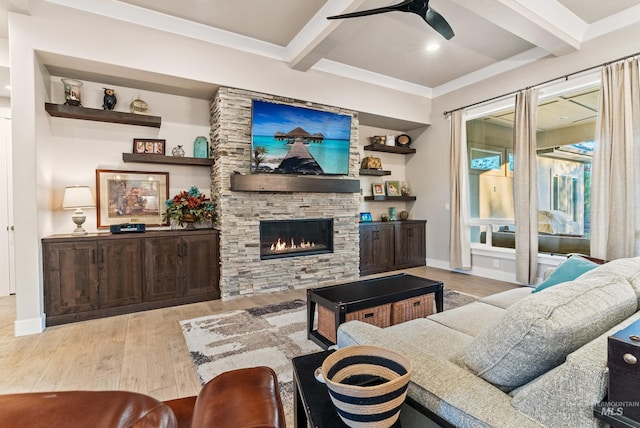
xmin=389 ymin=207 xmax=396 ymax=221
xmin=193 ymin=136 xmax=209 ymax=158
xmin=61 ymin=78 xmax=83 ymax=107
xmin=172 ymin=145 xmax=185 ymax=157
xmin=181 ymin=212 xmax=197 ymax=230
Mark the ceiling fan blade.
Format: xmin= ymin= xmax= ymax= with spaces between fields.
xmin=327 ymin=6 xmax=400 ymax=20
xmin=425 ymin=8 xmax=454 ymax=40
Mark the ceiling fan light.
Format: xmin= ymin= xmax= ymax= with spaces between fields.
xmin=426 ymin=43 xmax=440 ymax=52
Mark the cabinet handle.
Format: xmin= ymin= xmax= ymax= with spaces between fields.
xmin=408 ymin=228 xmax=414 ymax=237
xmin=182 ymin=242 xmax=187 ymax=257
xmin=100 ymin=248 xmax=105 ymax=263
xmin=92 ymin=249 xmax=96 ymax=264
xmin=363 ymin=312 xmax=374 ymax=319
xmin=623 ymin=353 xmax=638 ymax=365
xmin=413 ymin=301 xmax=421 ymax=307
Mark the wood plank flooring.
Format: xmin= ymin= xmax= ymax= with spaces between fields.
xmin=0 ymin=266 xmax=517 ymax=402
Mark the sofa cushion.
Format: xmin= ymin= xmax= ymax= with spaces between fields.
xmin=532 ymin=255 xmax=598 ymax=293
xmin=579 ymin=256 xmax=640 ymax=307
xmin=427 ymin=302 xmax=505 ymax=337
xmin=458 ymin=274 xmax=637 ymax=391
xmin=479 ymin=287 xmax=533 ymax=309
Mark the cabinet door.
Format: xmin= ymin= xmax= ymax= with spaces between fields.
xmin=144 ymin=237 xmax=182 ymax=301
xmin=98 ymin=239 xmax=143 ymax=308
xmin=181 ymin=233 xmax=220 ymax=297
xmin=395 ymin=222 xmax=426 ymax=267
xmin=375 ymin=224 xmax=395 ymax=267
xmin=43 ymin=241 xmax=99 ymax=316
xmin=359 ymin=224 xmax=394 ymax=275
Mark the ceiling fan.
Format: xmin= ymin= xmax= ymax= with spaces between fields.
xmin=327 ymin=0 xmax=454 ymax=40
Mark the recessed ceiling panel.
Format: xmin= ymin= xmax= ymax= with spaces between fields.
xmin=323 ymin=0 xmax=534 ymax=88
xmin=118 ymin=0 xmax=327 ymax=46
xmin=557 ymin=0 xmax=640 ymax=24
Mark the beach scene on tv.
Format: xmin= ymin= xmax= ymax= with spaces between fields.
xmin=251 ymin=100 xmax=352 ymax=175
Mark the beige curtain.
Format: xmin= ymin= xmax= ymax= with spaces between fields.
xmin=449 ymin=110 xmax=471 ymax=270
xmin=591 ymin=58 xmax=640 ymax=260
xmin=513 ymin=89 xmax=539 ymax=284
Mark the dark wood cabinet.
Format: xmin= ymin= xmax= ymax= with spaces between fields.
xmin=98 ymin=239 xmax=144 ymax=308
xmin=359 ymin=220 xmax=426 ymax=276
xmin=394 ymin=221 xmax=426 ymax=269
xmin=359 ymin=223 xmax=395 ymax=275
xmin=43 ymin=229 xmax=220 ymax=326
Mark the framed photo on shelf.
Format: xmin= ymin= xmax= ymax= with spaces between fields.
xmin=95 ymin=169 xmax=169 ymax=228
xmin=372 ymin=182 xmax=386 ymax=197
xmin=133 ymin=138 xmax=166 ymax=155
xmin=385 ymin=180 xmax=401 ymax=196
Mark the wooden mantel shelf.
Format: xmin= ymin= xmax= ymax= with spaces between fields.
xmin=230 ymin=174 xmax=360 ymax=193
xmin=45 ymin=103 xmax=162 ymax=128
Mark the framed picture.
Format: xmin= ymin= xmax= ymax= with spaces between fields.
xmin=359 ymin=212 xmax=373 ymax=222
xmin=95 ymin=169 xmax=169 ymax=228
xmin=385 ymin=180 xmax=401 ymax=196
xmin=133 ymin=138 xmax=166 ymax=155
xmin=372 ymin=182 xmax=386 ymax=197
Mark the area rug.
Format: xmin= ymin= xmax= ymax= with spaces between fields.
xmin=179 ymin=290 xmax=478 ymax=427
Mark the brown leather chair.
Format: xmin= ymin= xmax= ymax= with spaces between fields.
xmin=0 ymin=366 xmax=286 ymax=428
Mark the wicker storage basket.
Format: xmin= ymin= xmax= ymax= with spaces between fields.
xmin=318 ymin=304 xmax=391 ymax=343
xmin=390 ymin=294 xmax=434 ymax=325
xmin=318 ymin=345 xmax=412 ymax=428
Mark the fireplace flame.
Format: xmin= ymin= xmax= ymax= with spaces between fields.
xmin=269 ymin=237 xmax=315 ymax=252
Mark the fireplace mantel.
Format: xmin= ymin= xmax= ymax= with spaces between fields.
xmin=230 ymin=174 xmax=360 ymax=193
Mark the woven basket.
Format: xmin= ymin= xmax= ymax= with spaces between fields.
xmin=319 ymin=345 xmax=412 ymax=428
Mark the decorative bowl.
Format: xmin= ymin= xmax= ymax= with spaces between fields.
xmin=316 ymin=345 xmax=412 ymax=428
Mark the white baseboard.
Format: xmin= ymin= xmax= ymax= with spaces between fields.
xmin=427 ymin=258 xmax=517 ymax=283
xmin=14 ymin=314 xmax=45 ymax=336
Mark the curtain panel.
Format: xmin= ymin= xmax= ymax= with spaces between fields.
xmin=513 ymin=89 xmax=539 ymax=284
xmin=449 ymin=110 xmax=471 ymax=270
xmin=591 ymin=58 xmax=640 ymax=259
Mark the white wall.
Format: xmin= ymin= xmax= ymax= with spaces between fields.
xmin=43 ymin=77 xmax=211 ymax=237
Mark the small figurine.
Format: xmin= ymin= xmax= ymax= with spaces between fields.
xmin=102 ymin=88 xmax=117 ymax=110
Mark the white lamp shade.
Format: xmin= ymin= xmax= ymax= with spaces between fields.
xmin=62 ymin=186 xmax=95 ymax=209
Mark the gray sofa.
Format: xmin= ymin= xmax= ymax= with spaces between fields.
xmin=337 ymin=257 xmax=640 ymax=427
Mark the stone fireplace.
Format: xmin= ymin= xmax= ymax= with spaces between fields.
xmin=260 ymin=219 xmax=334 ymax=260
xmin=210 ymin=87 xmax=361 ymax=300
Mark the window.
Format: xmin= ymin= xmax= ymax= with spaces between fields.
xmin=466 ymin=84 xmax=598 ymax=254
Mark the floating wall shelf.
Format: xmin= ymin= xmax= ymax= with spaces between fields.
xmin=45 ymin=103 xmax=162 ymax=128
xmin=122 ymin=153 xmax=213 ymax=166
xmin=230 ymin=174 xmax=360 ymax=193
xmin=363 ymin=144 xmax=416 ymax=154
xmin=364 ymin=195 xmax=417 ymax=202
xmin=359 ymin=169 xmax=392 ymax=176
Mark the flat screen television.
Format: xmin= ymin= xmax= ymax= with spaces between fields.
xmin=251 ymin=99 xmax=352 ymax=175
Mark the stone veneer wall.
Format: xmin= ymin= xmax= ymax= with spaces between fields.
xmin=210 ymin=87 xmax=361 ymax=300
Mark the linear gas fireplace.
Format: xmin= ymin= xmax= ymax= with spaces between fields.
xmin=260 ymin=219 xmax=334 ymax=260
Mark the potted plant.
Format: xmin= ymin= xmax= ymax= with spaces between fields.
xmin=163 ymin=186 xmax=216 ymax=230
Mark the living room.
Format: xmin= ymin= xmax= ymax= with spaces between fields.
xmin=2 ymin=1 xmax=640 ymax=426
xmin=3 ymin=0 xmax=639 ymax=335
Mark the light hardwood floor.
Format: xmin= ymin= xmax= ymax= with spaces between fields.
xmin=0 ymin=266 xmax=517 ymax=401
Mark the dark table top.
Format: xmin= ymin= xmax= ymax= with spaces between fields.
xmin=308 ymin=273 xmax=442 ymax=304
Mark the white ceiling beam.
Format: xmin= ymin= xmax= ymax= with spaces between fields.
xmin=287 ymin=0 xmax=393 ymax=71
xmin=449 ymin=0 xmax=585 ymax=56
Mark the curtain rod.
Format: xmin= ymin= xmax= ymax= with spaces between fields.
xmin=442 ymin=50 xmax=640 ymax=116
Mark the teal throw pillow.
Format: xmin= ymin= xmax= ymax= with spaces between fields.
xmin=532 ymin=256 xmax=598 ymax=293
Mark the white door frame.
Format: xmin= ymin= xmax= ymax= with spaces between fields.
xmin=0 ymin=112 xmax=14 ymax=296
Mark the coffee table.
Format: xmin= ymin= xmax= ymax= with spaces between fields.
xmin=292 ymin=350 xmax=453 ymax=428
xmin=307 ymin=273 xmax=444 ymax=349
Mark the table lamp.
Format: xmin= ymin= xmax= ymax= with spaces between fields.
xmin=62 ymin=186 xmax=95 ymax=236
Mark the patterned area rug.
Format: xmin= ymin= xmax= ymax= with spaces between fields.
xmin=179 ymin=290 xmax=478 ymax=427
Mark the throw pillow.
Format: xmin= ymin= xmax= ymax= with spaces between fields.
xmin=532 ymin=256 xmax=598 ymax=293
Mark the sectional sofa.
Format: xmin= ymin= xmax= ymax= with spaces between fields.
xmin=337 ymin=257 xmax=640 ymax=427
